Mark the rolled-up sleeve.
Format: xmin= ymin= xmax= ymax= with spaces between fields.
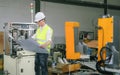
xmin=31 ymin=34 xmax=36 ymax=39
xmin=46 ymin=28 xmax=52 ymax=42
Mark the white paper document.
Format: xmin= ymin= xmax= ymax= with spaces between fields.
xmin=17 ymin=38 xmax=48 ymax=53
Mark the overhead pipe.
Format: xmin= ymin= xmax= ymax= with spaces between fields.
xmin=41 ymin=0 xmax=120 ymax=10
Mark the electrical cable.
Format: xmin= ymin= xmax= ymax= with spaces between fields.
xmin=96 ymin=26 xmax=113 ymax=74
xmin=96 ymin=46 xmax=113 ymax=74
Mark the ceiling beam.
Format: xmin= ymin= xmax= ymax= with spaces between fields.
xmin=41 ymin=0 xmax=120 ymax=10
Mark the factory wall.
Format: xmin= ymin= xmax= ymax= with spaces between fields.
xmin=41 ymin=1 xmax=120 ymax=44
xmin=0 ymin=0 xmax=120 ymax=45
xmin=0 ymin=0 xmax=35 ymax=31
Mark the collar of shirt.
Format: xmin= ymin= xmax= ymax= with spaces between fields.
xmin=39 ymin=24 xmax=46 ymax=31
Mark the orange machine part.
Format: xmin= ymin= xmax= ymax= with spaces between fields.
xmin=98 ymin=17 xmax=113 ymax=61
xmin=65 ymin=22 xmax=80 ymax=60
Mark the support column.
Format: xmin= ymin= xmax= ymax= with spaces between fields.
xmin=35 ymin=0 xmax=40 ymax=13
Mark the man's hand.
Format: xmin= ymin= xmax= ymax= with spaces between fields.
xmin=39 ymin=44 xmax=46 ymax=49
xmin=39 ymin=40 xmax=51 ymax=49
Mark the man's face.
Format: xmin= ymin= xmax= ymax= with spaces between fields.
xmin=37 ymin=19 xmax=45 ymax=27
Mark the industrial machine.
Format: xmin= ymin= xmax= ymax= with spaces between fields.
xmin=65 ymin=22 xmax=80 ymax=60
xmin=96 ymin=16 xmax=120 ymax=75
xmin=3 ymin=22 xmax=37 ymax=75
xmin=65 ymin=22 xmax=89 ymax=60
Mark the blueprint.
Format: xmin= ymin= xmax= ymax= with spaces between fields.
xmin=17 ymin=38 xmax=48 ymax=53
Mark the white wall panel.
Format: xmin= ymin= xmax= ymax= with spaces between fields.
xmin=41 ymin=1 xmax=120 ymax=44
xmin=41 ymin=1 xmax=103 ymax=44
xmin=0 ymin=0 xmax=35 ymax=31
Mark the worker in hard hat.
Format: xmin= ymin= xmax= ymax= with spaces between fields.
xmin=32 ymin=12 xmax=53 ymax=75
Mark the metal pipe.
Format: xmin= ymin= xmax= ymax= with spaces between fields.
xmin=30 ymin=3 xmax=34 ymax=23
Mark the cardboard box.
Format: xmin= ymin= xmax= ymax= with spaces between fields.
xmin=56 ymin=63 xmax=80 ymax=73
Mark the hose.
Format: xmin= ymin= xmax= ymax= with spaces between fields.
xmin=96 ymin=47 xmax=113 ymax=74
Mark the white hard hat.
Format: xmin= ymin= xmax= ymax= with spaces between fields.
xmin=34 ymin=12 xmax=45 ymax=22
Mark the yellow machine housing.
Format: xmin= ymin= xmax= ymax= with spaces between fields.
xmin=65 ymin=22 xmax=80 ymax=60
xmin=98 ymin=17 xmax=113 ymax=60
